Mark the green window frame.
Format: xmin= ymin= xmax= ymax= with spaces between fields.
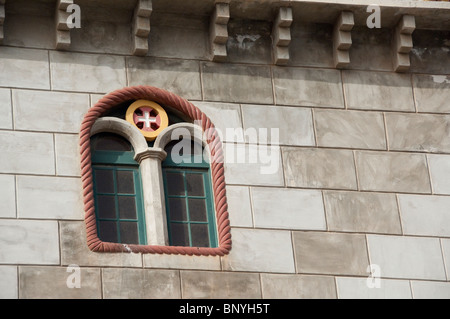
xmin=91 ymin=134 xmax=147 ymax=245
xmin=162 ymin=144 xmax=218 ymax=248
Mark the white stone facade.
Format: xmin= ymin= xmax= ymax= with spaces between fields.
xmin=0 ymin=0 xmax=449 ymax=299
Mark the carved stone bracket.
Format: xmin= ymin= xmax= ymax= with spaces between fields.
xmin=272 ymin=7 xmax=293 ymax=65
xmin=210 ymin=2 xmax=230 ymax=62
xmin=392 ymin=15 xmax=415 ymax=72
xmin=0 ymin=0 xmax=6 ymax=45
xmin=55 ymin=0 xmax=72 ymax=50
xmin=132 ymin=0 xmax=152 ymax=56
xmin=333 ymin=11 xmax=354 ymax=69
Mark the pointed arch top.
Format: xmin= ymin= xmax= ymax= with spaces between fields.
xmin=79 ymin=86 xmax=231 ymax=256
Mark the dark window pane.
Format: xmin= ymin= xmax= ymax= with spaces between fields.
xmin=119 ymin=222 xmax=139 ymax=245
xmin=92 ymin=133 xmax=132 ymax=152
xmin=191 ymin=224 xmax=210 ymax=247
xmin=97 ymin=195 xmax=116 ymax=219
xmin=98 ymin=221 xmax=118 ymax=243
xmin=116 ymin=170 xmax=135 ymax=194
xmin=94 ymin=169 xmax=114 ymax=193
xmin=118 ymin=196 xmax=137 ymax=220
xmin=186 ymin=173 xmax=205 ymax=197
xmin=166 ymin=172 xmax=185 ymax=196
xmin=168 ymin=198 xmax=187 ymax=222
xmin=170 ymin=223 xmax=189 ymax=246
xmin=188 ymin=198 xmax=207 ymax=222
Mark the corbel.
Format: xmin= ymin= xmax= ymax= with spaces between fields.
xmin=392 ymin=15 xmax=415 ymax=72
xmin=210 ymin=2 xmax=230 ymax=62
xmin=272 ymin=6 xmax=293 ymax=65
xmin=0 ymin=0 xmax=6 ymax=45
xmin=132 ymin=0 xmax=152 ymax=56
xmin=55 ymin=0 xmax=72 ymax=50
xmin=333 ymin=11 xmax=354 ymax=69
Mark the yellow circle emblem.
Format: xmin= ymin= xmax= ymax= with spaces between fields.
xmin=125 ymin=100 xmax=169 ymax=141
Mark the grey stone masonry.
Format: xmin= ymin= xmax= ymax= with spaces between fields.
xmin=0 ymin=0 xmax=449 ymax=300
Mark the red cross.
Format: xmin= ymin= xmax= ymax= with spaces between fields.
xmin=133 ymin=107 xmax=161 ymax=132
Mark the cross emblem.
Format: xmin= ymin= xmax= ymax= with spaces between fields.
xmin=133 ymin=107 xmax=161 ymax=132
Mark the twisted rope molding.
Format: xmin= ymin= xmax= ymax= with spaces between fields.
xmin=79 ymin=86 xmax=231 ymax=256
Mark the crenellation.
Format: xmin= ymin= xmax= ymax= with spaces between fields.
xmin=210 ymin=2 xmax=230 ymax=62
xmin=55 ymin=0 xmax=72 ymax=50
xmin=132 ymin=0 xmax=152 ymax=56
xmin=333 ymin=11 xmax=354 ymax=68
xmin=272 ymin=6 xmax=293 ymax=65
xmin=392 ymin=15 xmax=416 ymax=72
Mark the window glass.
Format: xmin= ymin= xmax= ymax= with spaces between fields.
xmin=91 ymin=132 xmax=146 ymax=246
xmin=163 ymin=139 xmax=217 ymax=248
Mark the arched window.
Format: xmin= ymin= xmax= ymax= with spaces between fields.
xmin=90 ymin=133 xmax=147 ymax=245
xmin=80 ymin=87 xmax=231 ymax=256
xmin=161 ymin=137 xmax=217 ymax=248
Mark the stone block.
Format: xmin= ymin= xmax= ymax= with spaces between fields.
xmin=60 ymin=221 xmax=142 ymax=268
xmin=336 ymin=277 xmax=412 ymax=299
xmin=70 ymin=20 xmax=133 ymax=55
xmin=314 ymin=109 xmax=386 ymax=150
xmin=428 ymin=154 xmax=450 ymax=195
xmin=50 ymin=51 xmax=126 ymax=93
xmin=273 ymin=67 xmax=344 ymax=108
xmin=242 ymin=104 xmax=315 ymax=147
xmin=55 ymin=134 xmax=81 ymax=177
xmin=413 ymin=74 xmax=450 ymax=113
xmin=221 ymin=228 xmax=295 ymax=273
xmin=201 ymin=62 xmax=273 ymax=104
xmin=0 ymin=219 xmax=59 ymax=265
xmin=0 ymin=47 xmax=50 ymax=90
xmin=19 ymin=266 xmax=101 ymax=299
xmin=288 ymin=22 xmax=334 ymax=68
xmin=17 ymin=175 xmax=83 ymax=220
xmin=367 ymin=235 xmax=446 ymax=280
xmin=441 ymin=239 xmax=450 ymax=280
xmin=127 ymin=57 xmax=202 ymax=100
xmin=348 ymin=27 xmax=394 ymax=72
xmin=102 ymin=268 xmax=181 ymax=299
xmin=0 ymin=131 xmax=55 ymax=175
xmin=410 ymin=30 xmax=450 ymax=75
xmin=385 ymin=113 xmax=450 ymax=153
xmin=343 ymin=70 xmax=415 ymax=112
xmin=0 ymin=266 xmax=18 ymax=299
xmin=355 ymin=151 xmax=431 ymax=193
xmin=293 ymin=231 xmax=369 ymax=276
xmin=261 ymin=274 xmax=336 ymax=299
xmin=398 ymin=194 xmax=450 ymax=237
xmin=12 ymin=90 xmax=89 ymax=133
xmin=227 ymin=19 xmax=272 ymax=65
xmin=223 ymin=143 xmax=284 ymax=187
xmin=143 ymin=254 xmax=221 ymax=271
xmin=282 ymin=147 xmax=357 ymax=190
xmin=181 ymin=271 xmax=261 ymax=299
xmin=0 ymin=175 xmax=16 ymax=218
xmin=149 ymin=14 xmax=208 ymax=60
xmin=225 ymin=186 xmax=253 ymax=227
xmin=251 ymin=187 xmax=326 ymax=230
xmin=324 ymin=191 xmax=401 ymax=234
xmin=411 ymin=281 xmax=450 ymax=299
xmin=194 ymin=101 xmax=243 ymax=143
xmin=0 ymin=88 xmax=12 ymax=129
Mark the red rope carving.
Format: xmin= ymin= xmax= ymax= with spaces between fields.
xmin=79 ymin=86 xmax=231 ymax=256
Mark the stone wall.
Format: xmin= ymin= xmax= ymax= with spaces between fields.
xmin=0 ymin=0 xmax=449 ymax=299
